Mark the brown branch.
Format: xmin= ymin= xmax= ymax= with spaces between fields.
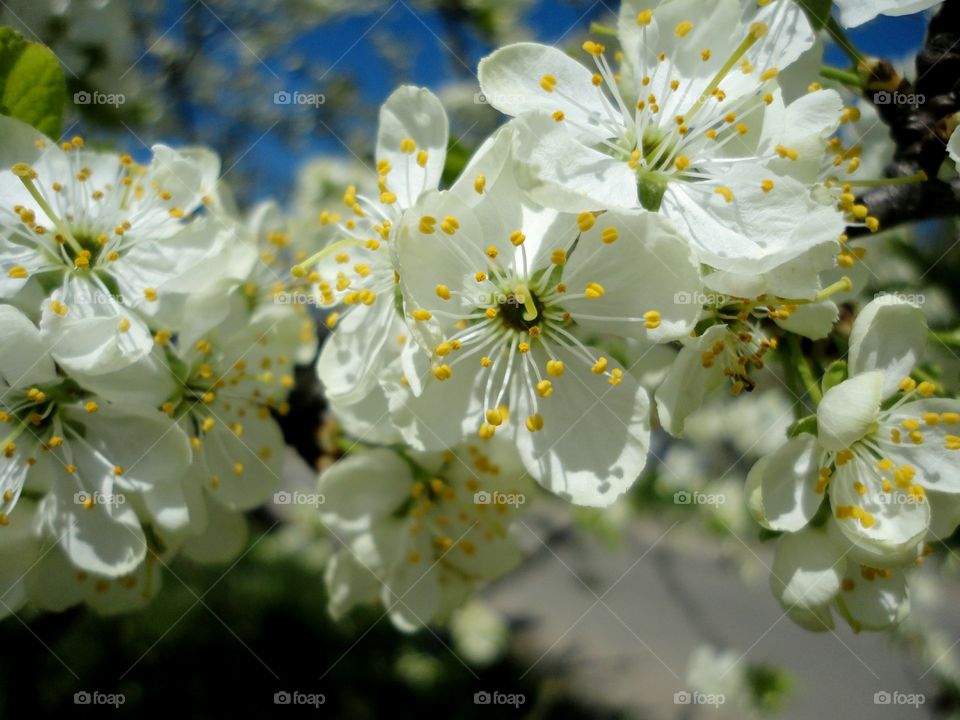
xmin=847 ymin=0 xmax=960 ymax=237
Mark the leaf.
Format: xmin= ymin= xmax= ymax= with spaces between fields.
xmin=0 ymin=26 xmax=66 ymax=138
xmin=820 ymin=359 xmax=848 ymax=395
xmin=788 ymin=414 xmax=818 ymax=438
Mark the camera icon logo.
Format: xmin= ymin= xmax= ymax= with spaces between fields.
xmin=74 ymin=491 xmax=91 ymax=506
xmin=674 ymin=691 xmax=691 ymax=704
xmin=74 ymin=691 xmax=91 ymax=705
xmin=473 ymin=92 xmax=489 ymax=105
xmin=73 ymin=91 xmax=91 ymax=105
xmin=673 ymin=490 xmax=692 ymax=505
xmin=473 ymin=491 xmax=491 ymax=505
xmin=674 ymin=291 xmax=692 ymax=305
xmin=274 ymin=691 xmax=292 ymax=704
xmin=273 ymin=90 xmax=291 ymax=105
xmin=873 ymin=90 xmax=891 ymax=105
xmin=874 ymin=691 xmax=892 ymax=704
xmin=273 ymin=491 xmax=292 ymax=505
xmin=474 ymin=691 xmax=492 ymax=704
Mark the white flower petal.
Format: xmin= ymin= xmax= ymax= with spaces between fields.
xmin=817 ymin=371 xmax=884 ymax=452
xmin=0 ymin=303 xmax=56 ymax=386
xmin=829 ymin=455 xmax=930 ymax=552
xmin=849 ymin=296 xmax=926 ymax=396
xmin=745 ymin=436 xmax=821 ymax=532
xmin=512 ymin=113 xmax=638 ymax=212
xmin=513 ymin=346 xmax=650 ymax=507
xmin=654 ymin=325 xmax=729 ymax=437
xmin=478 ymin=43 xmax=619 ymax=143
xmin=318 ymin=449 xmax=413 ymax=536
xmin=662 ymin=165 xmax=845 ymax=274
xmin=561 ymin=210 xmax=701 ymax=342
xmin=837 ymin=565 xmax=909 ymax=631
xmin=325 ymin=549 xmax=382 ymax=621
xmin=773 ymin=300 xmax=839 ymax=341
xmin=770 ymin=527 xmax=844 ymax=631
xmin=376 ymin=86 xmax=448 ymax=208
xmin=180 ymin=494 xmax=249 ymax=564
xmin=835 ymin=0 xmax=941 ymax=28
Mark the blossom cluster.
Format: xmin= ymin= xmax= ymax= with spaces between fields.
xmin=0 ymin=116 xmax=315 ymax=614
xmin=1 ymin=0 xmax=957 ymax=637
xmin=307 ymin=0 xmax=960 ymax=631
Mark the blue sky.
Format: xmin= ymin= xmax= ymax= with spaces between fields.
xmin=220 ymin=1 xmax=930 ymax=202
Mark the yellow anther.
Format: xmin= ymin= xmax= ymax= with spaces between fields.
xmin=412 ymin=309 xmax=432 ymax=322
xmin=144 ymin=287 xmax=158 ymax=302
xmin=760 ymin=68 xmax=779 ymax=81
xmin=525 ymin=414 xmax=544 ymax=432
xmin=637 ymin=9 xmax=653 ymax=25
xmin=761 ymin=179 xmax=774 ymax=193
xmin=917 ymin=381 xmax=936 ymax=397
xmin=899 ymin=377 xmax=917 ymax=392
xmin=601 ymin=226 xmax=619 ymax=244
xmin=417 ymin=150 xmax=428 ymax=167
xmin=582 ymin=41 xmax=605 ymax=56
xmin=675 ymin=20 xmax=693 ymax=37
xmin=485 ymin=407 xmax=506 ymax=426
xmin=540 ymin=74 xmax=558 ymax=92
xmin=714 ymin=186 xmax=734 ymax=203
xmin=400 ymin=137 xmax=416 ymax=153
xmin=674 ymin=155 xmax=690 ymax=172
xmin=644 ymin=310 xmax=661 ymax=329
xmin=7 ymin=266 xmax=28 ymax=279
xmin=441 ymin=215 xmax=460 ymax=234
xmin=551 ymin=248 xmax=567 ymax=265
xmin=433 ymin=364 xmax=452 ymax=381
xmin=546 ymin=359 xmax=565 ymax=377
xmin=435 ymin=284 xmax=451 ymax=300
xmin=475 ymin=174 xmax=486 ymax=193
xmin=585 ymin=282 xmax=605 ymax=299
xmin=592 ymin=357 xmax=608 ymax=374
xmin=419 ymin=215 xmax=437 ymax=234
xmin=84 ymin=401 xmax=99 ymax=413
xmin=536 ymin=380 xmax=553 ymax=398
xmin=577 ymin=211 xmax=595 ymax=232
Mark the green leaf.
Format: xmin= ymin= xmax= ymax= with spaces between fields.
xmin=788 ymin=414 xmax=818 ymax=438
xmin=821 ymin=359 xmax=848 ymax=395
xmin=0 ymin=26 xmax=66 ymax=138
xmin=800 ymin=0 xmax=833 ymax=30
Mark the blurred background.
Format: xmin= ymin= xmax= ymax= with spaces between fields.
xmin=2 ymin=1 xmax=959 ymax=718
